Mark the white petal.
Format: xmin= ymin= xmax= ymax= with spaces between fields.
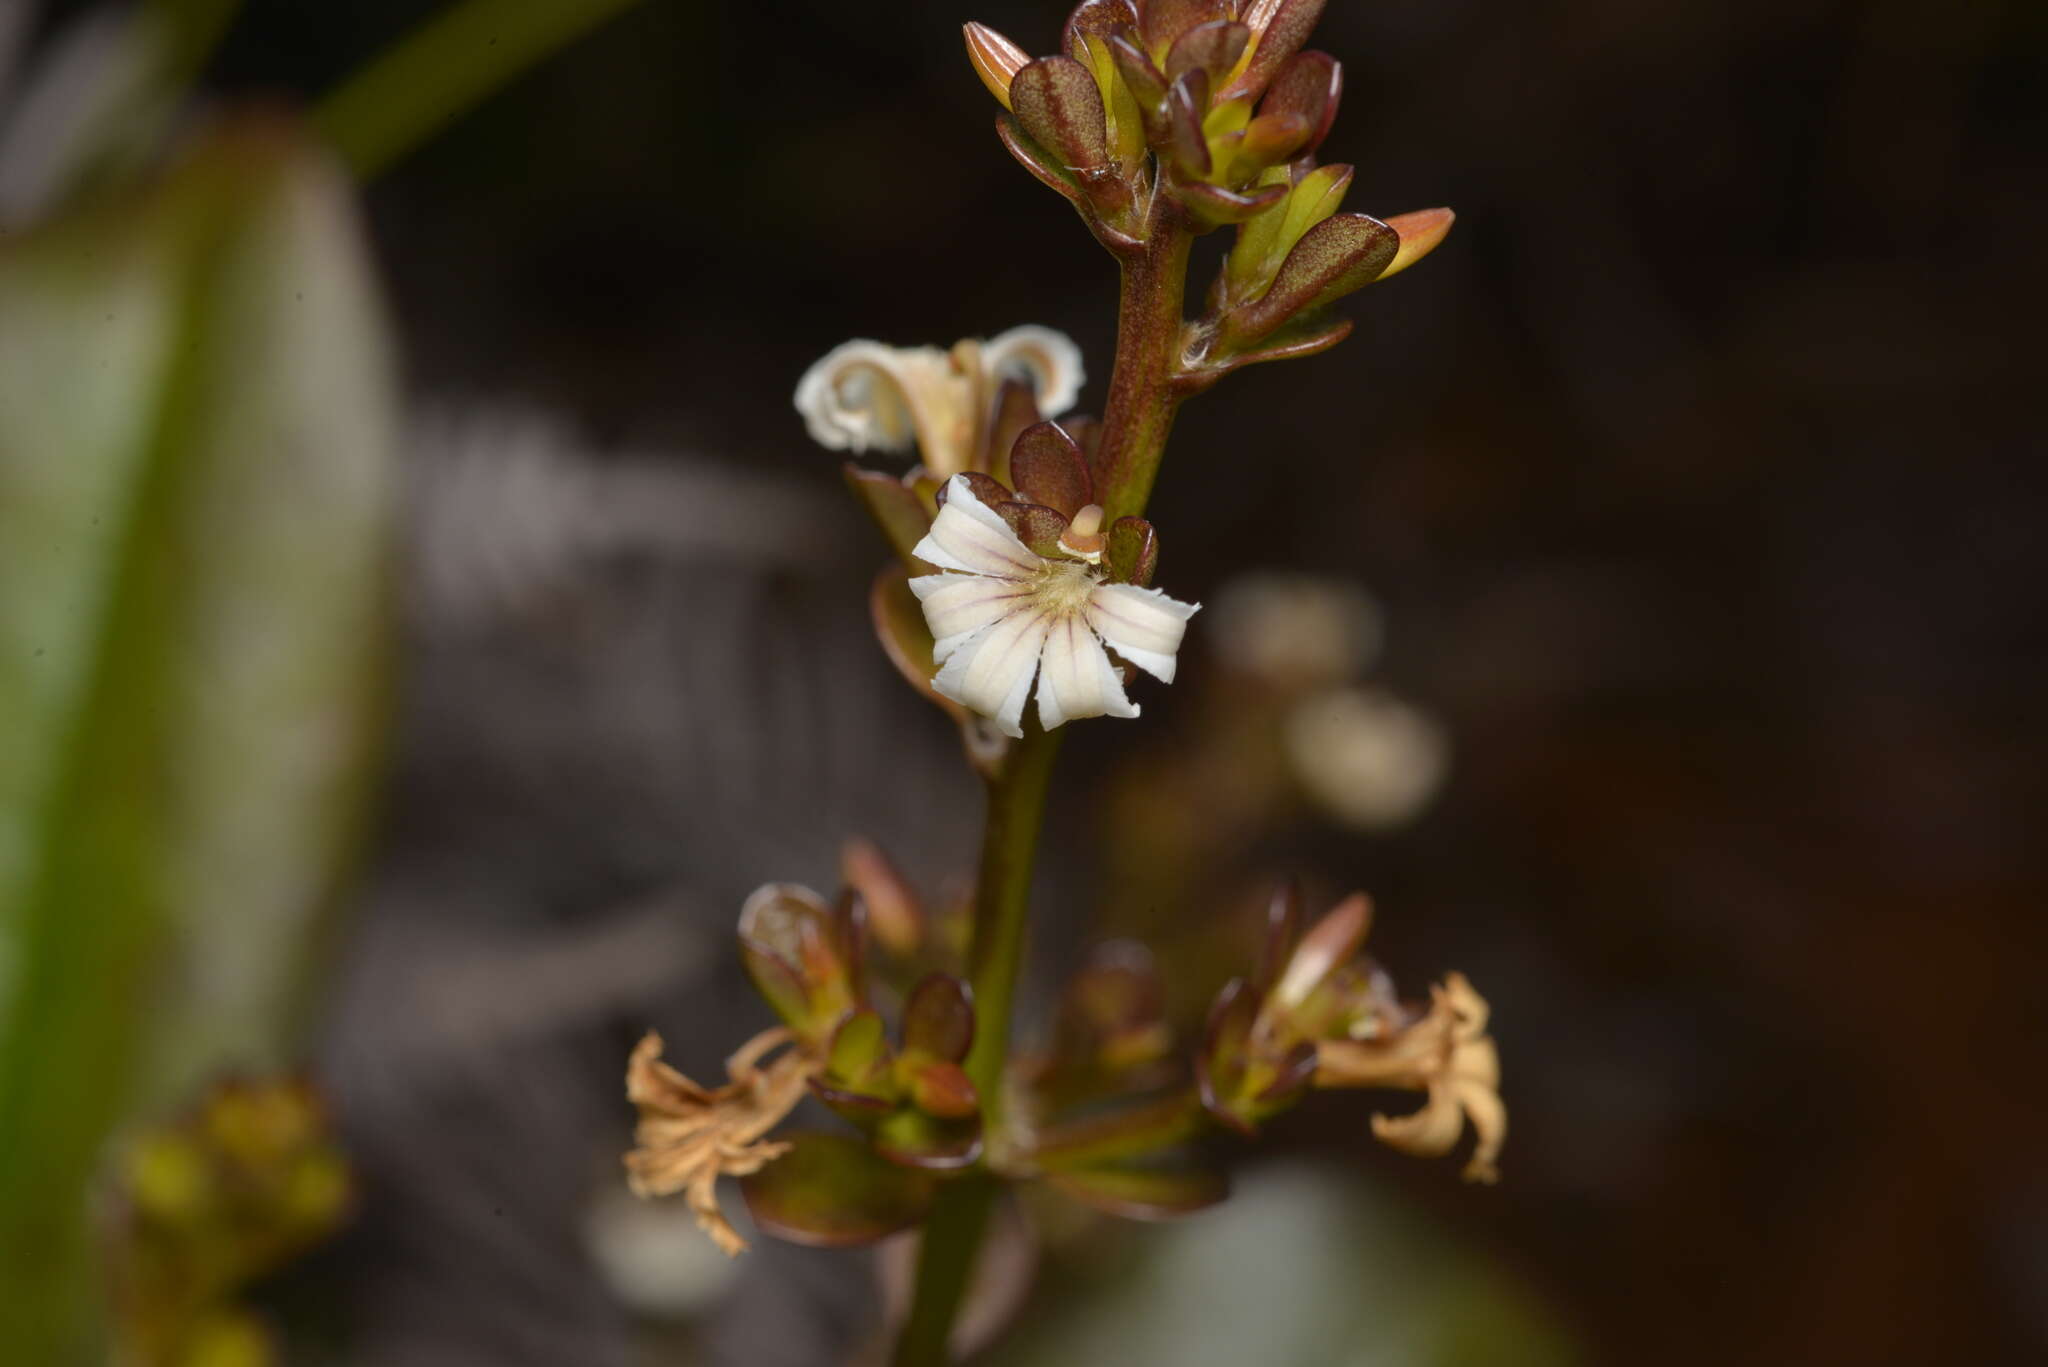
xmin=910 ymin=475 xmax=1040 ymax=578
xmin=931 ymin=608 xmax=1051 ymax=739
xmin=793 ymin=340 xmax=922 ymax=452
xmin=911 ymin=574 xmax=1034 ymax=662
xmin=1085 ymin=582 xmax=1200 ymax=683
xmin=982 ymin=325 xmax=1085 ymax=418
xmin=1036 ymin=614 xmax=1138 ymax=730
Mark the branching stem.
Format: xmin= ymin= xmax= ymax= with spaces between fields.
xmin=891 ymin=189 xmax=1195 ymax=1367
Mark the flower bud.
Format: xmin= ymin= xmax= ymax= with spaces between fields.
xmin=1377 ymin=206 xmax=1457 ymax=281
xmin=963 ymin=22 xmax=1029 ymax=111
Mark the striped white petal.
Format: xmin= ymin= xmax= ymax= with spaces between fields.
xmin=931 ymin=608 xmax=1052 ymax=739
xmin=1037 ymin=613 xmax=1137 ymax=730
xmin=910 ymin=476 xmax=1039 ymax=578
xmin=911 ymin=572 xmax=1035 ymax=662
xmin=1085 ymin=582 xmax=1200 ymax=683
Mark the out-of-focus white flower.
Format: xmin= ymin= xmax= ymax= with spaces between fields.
xmin=909 ymin=476 xmax=1198 ymax=738
xmin=1208 ymin=572 xmax=1383 ymax=689
xmin=1284 ymin=686 xmax=1448 ymax=830
xmin=794 ymin=325 xmax=1084 ymax=477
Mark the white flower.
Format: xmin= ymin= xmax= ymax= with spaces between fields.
xmin=793 ymin=326 xmax=1084 ymax=478
xmin=909 ymin=476 xmax=1198 ymax=738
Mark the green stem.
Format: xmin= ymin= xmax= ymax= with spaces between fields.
xmin=312 ymin=0 xmax=650 ymax=180
xmin=962 ymin=727 xmax=1064 ymax=1108
xmin=1092 ymin=206 xmax=1195 ymax=523
xmin=891 ymin=183 xmax=1197 ymax=1367
xmin=891 ymin=1177 xmax=997 ymax=1367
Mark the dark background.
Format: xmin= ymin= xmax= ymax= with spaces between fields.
xmin=61 ymin=0 xmax=2047 ymax=1362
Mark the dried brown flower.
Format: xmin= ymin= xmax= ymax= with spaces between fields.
xmin=1313 ymin=971 xmax=1505 ymax=1183
xmin=623 ymin=1027 xmax=817 ymax=1255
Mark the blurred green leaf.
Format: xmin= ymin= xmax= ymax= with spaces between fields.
xmin=0 ymin=113 xmax=395 ymax=1354
xmin=1045 ymin=1161 xmax=1227 ymax=1220
xmin=739 ymin=1132 xmax=936 ymax=1247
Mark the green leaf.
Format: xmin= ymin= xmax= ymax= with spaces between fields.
xmin=739 ymin=1132 xmax=936 ymax=1247
xmin=0 ymin=114 xmax=395 ymax=1354
xmin=1046 ymin=1162 xmax=1228 ymax=1220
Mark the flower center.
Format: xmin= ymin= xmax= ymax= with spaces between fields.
xmin=1030 ymin=559 xmax=1099 ymax=616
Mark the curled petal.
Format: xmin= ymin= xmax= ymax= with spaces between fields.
xmin=794 ymin=340 xmax=969 ymax=469
xmin=1037 ymin=613 xmax=1140 ymax=730
xmin=982 ymin=325 xmax=1086 ymax=420
xmin=912 ymin=475 xmax=1040 ymax=577
xmin=1085 ymin=581 xmax=1201 ymax=682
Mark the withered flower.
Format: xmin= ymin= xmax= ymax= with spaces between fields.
xmin=1315 ymin=971 xmax=1505 ymax=1183
xmin=794 ymin=326 xmax=1084 ymax=478
xmin=624 ymin=1027 xmax=817 ymax=1256
xmin=1199 ymin=886 xmax=1506 ymax=1181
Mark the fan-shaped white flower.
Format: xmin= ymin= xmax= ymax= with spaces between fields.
xmin=909 ymin=476 xmax=1198 ymax=738
xmin=794 ymin=326 xmax=1084 ymax=478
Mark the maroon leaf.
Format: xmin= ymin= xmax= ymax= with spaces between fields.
xmin=1104 ymin=517 xmax=1159 ymax=586
xmin=1165 ymin=20 xmax=1250 ymax=86
xmin=1173 ymin=175 xmax=1288 ymax=226
xmin=740 ymin=1132 xmax=935 ymax=1247
xmin=1008 ymin=420 xmax=1093 ymax=516
xmin=1107 ymin=32 xmax=1168 ymax=111
xmin=907 ymin=1060 xmax=980 ymax=1120
xmin=994 ymin=112 xmax=1086 ymax=208
xmin=1222 ymin=211 xmax=1398 ymax=343
xmin=1142 ymin=0 xmax=1230 ymax=49
xmin=983 ymin=377 xmax=1042 ymax=485
xmin=870 ymin=564 xmax=967 ymax=722
xmin=1260 ymin=50 xmax=1341 ymax=153
xmin=935 ymin=469 xmax=1013 ymax=511
xmin=902 ymin=972 xmax=977 ymax=1063
xmin=1165 ymin=69 xmax=1211 ymax=179
xmin=843 ymin=465 xmax=932 ymax=570
xmin=1219 ymin=0 xmax=1327 ymax=103
xmin=998 ymin=501 xmax=1071 ymax=558
xmin=1235 ymin=111 xmax=1312 ymax=176
xmin=1011 ymin=56 xmax=1111 ymax=175
xmin=1066 ymin=0 xmax=1141 ymax=59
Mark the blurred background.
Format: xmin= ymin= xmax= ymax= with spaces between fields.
xmin=2 ymin=0 xmax=2042 ymax=1363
